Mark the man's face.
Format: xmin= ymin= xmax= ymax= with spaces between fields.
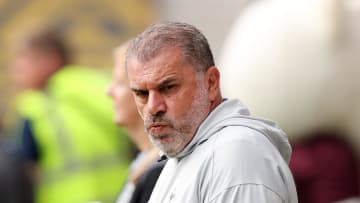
xmin=9 ymin=47 xmax=61 ymax=90
xmin=127 ymin=47 xmax=211 ymax=157
xmin=10 ymin=48 xmax=45 ymax=89
xmin=108 ymin=53 xmax=139 ymax=127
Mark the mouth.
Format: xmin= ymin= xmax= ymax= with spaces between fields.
xmin=148 ymin=123 xmax=168 ymax=135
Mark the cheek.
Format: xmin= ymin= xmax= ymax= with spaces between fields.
xmin=135 ymin=101 xmax=145 ymax=118
xmin=167 ymin=90 xmax=196 ymax=118
xmin=114 ymin=88 xmax=129 ymax=105
xmin=127 ymin=94 xmax=139 ymax=115
xmin=12 ymin=60 xmax=33 ymax=78
xmin=122 ymin=102 xmax=139 ymax=121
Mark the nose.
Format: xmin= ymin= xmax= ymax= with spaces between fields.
xmin=147 ymin=91 xmax=166 ymax=116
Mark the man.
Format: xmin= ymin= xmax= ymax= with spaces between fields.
xmin=7 ymin=28 xmax=132 ymax=203
xmin=125 ymin=21 xmax=298 ymax=202
xmin=108 ymin=43 xmax=165 ymax=203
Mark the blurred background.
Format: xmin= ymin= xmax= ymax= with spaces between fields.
xmin=0 ymin=0 xmax=359 ymax=203
xmin=0 ymin=0 xmax=248 ymax=115
xmin=0 ymin=0 xmax=156 ymax=111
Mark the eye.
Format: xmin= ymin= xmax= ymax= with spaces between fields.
xmin=133 ymin=89 xmax=149 ymax=99
xmin=159 ymin=84 xmax=177 ymax=93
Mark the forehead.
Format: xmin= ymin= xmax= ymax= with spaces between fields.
xmin=127 ymin=47 xmax=195 ymax=88
xmin=114 ymin=55 xmax=127 ymax=80
xmin=12 ymin=46 xmax=39 ymax=58
xmin=113 ymin=64 xmax=127 ymax=84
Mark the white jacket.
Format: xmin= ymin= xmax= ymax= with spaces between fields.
xmin=148 ymin=99 xmax=298 ymax=203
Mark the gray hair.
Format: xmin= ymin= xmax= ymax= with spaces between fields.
xmin=126 ymin=21 xmax=215 ymax=73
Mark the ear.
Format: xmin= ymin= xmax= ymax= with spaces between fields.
xmin=204 ymin=66 xmax=220 ymax=101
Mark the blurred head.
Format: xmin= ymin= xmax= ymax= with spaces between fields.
xmin=108 ymin=43 xmax=141 ymax=127
xmin=126 ymin=22 xmax=222 ymax=157
xmin=9 ymin=29 xmax=70 ymax=90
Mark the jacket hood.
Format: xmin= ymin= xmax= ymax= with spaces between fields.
xmin=174 ymin=99 xmax=292 ymax=163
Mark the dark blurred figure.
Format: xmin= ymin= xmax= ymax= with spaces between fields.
xmin=290 ymin=131 xmax=359 ymax=203
xmin=0 ymin=138 xmax=34 ymax=203
xmin=0 ymin=114 xmax=33 ymax=203
xmin=4 ymin=28 xmax=133 ymax=203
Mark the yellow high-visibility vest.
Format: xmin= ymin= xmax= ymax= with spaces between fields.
xmin=16 ymin=65 xmax=133 ymax=203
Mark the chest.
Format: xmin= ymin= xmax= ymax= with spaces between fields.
xmin=149 ymin=154 xmax=212 ymax=203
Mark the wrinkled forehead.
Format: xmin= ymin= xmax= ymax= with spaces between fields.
xmin=11 ymin=46 xmax=42 ymax=58
xmin=126 ymin=47 xmax=196 ymax=88
xmin=126 ymin=44 xmax=189 ymax=67
xmin=127 ymin=47 xmax=184 ymax=73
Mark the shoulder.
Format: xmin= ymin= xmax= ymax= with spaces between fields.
xmin=201 ymin=126 xmax=291 ymax=200
xmin=207 ymin=125 xmax=288 ymax=172
xmin=209 ymin=126 xmax=276 ymax=162
xmin=194 ymin=126 xmax=279 ymax=171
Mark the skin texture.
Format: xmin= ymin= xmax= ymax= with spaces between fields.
xmin=126 ymin=47 xmax=222 ymax=157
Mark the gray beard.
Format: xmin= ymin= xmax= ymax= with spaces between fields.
xmin=146 ymin=78 xmax=210 ymax=157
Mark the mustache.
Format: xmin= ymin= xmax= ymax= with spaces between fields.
xmin=144 ymin=114 xmax=174 ymax=129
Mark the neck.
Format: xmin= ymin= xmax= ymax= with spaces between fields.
xmin=210 ymin=94 xmax=223 ymax=112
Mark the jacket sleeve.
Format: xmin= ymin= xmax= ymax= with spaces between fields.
xmin=209 ymin=184 xmax=285 ymax=203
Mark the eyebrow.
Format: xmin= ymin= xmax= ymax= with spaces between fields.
xmin=130 ymin=77 xmax=178 ymax=92
xmin=157 ymin=78 xmax=177 ymax=89
xmin=130 ymin=87 xmax=146 ymax=93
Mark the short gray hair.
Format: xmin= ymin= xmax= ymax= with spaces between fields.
xmin=126 ymin=21 xmax=215 ymax=73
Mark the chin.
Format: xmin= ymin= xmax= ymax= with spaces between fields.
xmin=163 ymin=151 xmax=179 ymax=158
xmin=114 ymin=117 xmax=126 ymax=126
xmin=155 ymin=143 xmax=183 ymax=158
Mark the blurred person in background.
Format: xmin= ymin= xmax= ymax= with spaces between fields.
xmin=220 ymin=0 xmax=360 ymax=202
xmin=4 ymin=28 xmax=133 ymax=203
xmin=0 ymin=113 xmax=33 ymax=203
xmin=107 ymin=42 xmax=166 ymax=203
